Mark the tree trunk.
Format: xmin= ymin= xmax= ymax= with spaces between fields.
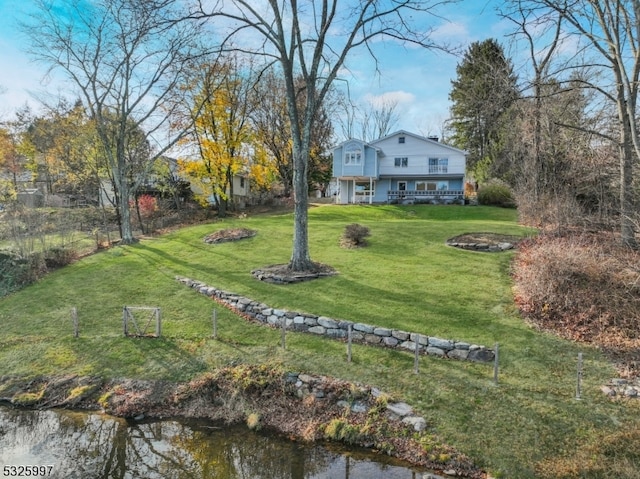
xmin=617 ymin=84 xmax=637 ymax=248
xmin=289 ymin=145 xmax=313 ymax=271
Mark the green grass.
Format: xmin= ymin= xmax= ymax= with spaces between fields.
xmin=0 ymin=204 xmax=636 ymax=478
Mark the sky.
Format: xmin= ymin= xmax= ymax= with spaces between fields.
xmin=0 ymin=0 xmax=512 ymax=139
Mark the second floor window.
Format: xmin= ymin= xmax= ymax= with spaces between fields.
xmin=429 ymin=158 xmax=448 ymax=173
xmin=394 ymin=157 xmax=408 ymax=167
xmin=345 ymin=149 xmax=362 ymax=165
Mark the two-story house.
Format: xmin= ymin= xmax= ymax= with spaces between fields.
xmin=332 ymin=130 xmax=467 ymax=204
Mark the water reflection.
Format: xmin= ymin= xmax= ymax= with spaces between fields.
xmin=0 ymin=406 xmax=428 ymax=478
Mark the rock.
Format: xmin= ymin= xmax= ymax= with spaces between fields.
xmin=468 ymin=348 xmax=494 ymax=362
xmin=374 ymin=327 xmax=392 ymax=337
xmin=383 ymin=337 xmax=399 ymax=347
xmin=298 ymin=374 xmax=314 ymax=383
xmin=353 ymin=323 xmax=375 ymax=334
xmin=426 ymin=347 xmax=446 ymax=357
xmin=600 ymin=385 xmax=616 ymax=397
xmin=351 ymin=401 xmax=368 ymax=413
xmin=308 ymin=326 xmax=326 ymax=335
xmin=387 ymin=402 xmax=413 ymax=417
xmin=428 ymin=337 xmax=453 ymax=350
xmin=326 ymin=328 xmax=347 ymax=339
xmin=392 ymin=330 xmax=410 ymax=340
xmin=364 ymin=334 xmax=382 ymax=344
xmin=447 ymin=349 xmax=469 ymax=360
xmin=410 ymin=333 xmax=429 ymax=345
xmin=402 ymin=415 xmax=426 ymax=432
xmin=498 ymin=242 xmax=513 ymax=250
xmin=400 ymin=341 xmax=418 ymax=351
xmin=453 ymin=342 xmax=471 ymax=350
xmin=318 ymin=317 xmax=338 ymax=329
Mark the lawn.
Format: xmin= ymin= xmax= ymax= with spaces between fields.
xmin=0 ymin=204 xmax=636 ymax=478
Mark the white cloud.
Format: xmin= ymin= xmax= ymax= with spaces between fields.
xmin=363 ymin=90 xmax=415 ymax=108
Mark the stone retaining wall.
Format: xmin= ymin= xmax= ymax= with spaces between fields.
xmin=176 ymin=276 xmax=495 ymax=363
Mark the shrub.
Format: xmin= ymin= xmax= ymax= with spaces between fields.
xmin=477 ymin=179 xmax=515 ymax=208
xmin=341 ymin=223 xmax=370 ymax=248
xmin=44 ymin=246 xmax=77 ymax=269
xmin=513 ymin=233 xmax=640 ymax=374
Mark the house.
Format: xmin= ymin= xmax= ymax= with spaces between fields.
xmin=332 ymin=130 xmax=467 ymax=204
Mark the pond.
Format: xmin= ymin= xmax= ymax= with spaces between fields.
xmin=0 ymin=406 xmax=432 ymax=478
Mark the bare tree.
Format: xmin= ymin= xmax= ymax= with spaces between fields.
xmin=24 ymin=0 xmax=208 ymax=244
xmin=514 ymin=0 xmax=640 ymax=247
xmin=190 ymin=0 xmax=454 ymax=271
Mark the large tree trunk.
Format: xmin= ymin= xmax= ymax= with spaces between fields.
xmin=289 ymin=145 xmax=313 ymax=271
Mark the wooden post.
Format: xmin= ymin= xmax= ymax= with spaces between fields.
xmin=156 ymin=308 xmax=162 ymax=337
xmin=414 ymin=337 xmax=420 ymax=374
xmin=212 ymin=309 xmax=218 ymax=339
xmin=71 ymin=307 xmax=78 ymax=338
xmin=347 ymin=324 xmax=352 ymax=363
xmin=281 ymin=318 xmax=286 ymax=349
xmin=493 ymin=343 xmax=499 ymax=385
xmin=576 ymin=352 xmax=583 ymax=400
xmin=123 ymin=307 xmax=128 ymax=337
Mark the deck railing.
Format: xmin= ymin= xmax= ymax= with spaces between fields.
xmin=387 ymin=189 xmax=464 ymax=203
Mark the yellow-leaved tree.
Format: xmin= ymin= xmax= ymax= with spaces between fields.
xmin=179 ymin=58 xmax=266 ymax=217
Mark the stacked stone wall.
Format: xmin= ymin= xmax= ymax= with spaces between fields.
xmin=176 ymin=276 xmax=495 ymax=363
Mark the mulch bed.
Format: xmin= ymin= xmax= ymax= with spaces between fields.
xmin=204 ymin=228 xmax=257 ymax=244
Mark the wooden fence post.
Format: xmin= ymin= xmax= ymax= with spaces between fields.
xmin=414 ymin=337 xmax=420 ymax=374
xmin=347 ymin=324 xmax=352 ymax=363
xmin=123 ymin=307 xmax=128 ymax=336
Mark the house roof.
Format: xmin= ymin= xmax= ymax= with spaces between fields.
xmin=331 ymin=138 xmax=381 ymax=152
xmin=369 ymin=130 xmax=468 ymax=155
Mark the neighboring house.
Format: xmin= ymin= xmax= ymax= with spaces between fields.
xmin=332 ymin=130 xmax=467 ymax=204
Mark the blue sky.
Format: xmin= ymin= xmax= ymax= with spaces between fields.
xmin=0 ymin=0 xmax=510 ymax=137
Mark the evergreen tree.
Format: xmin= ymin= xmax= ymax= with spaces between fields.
xmin=449 ymin=39 xmax=519 ymax=181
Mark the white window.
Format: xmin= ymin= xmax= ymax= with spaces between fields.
xmin=345 ymin=149 xmax=362 ymax=165
xmin=394 ymin=157 xmax=408 ymax=167
xmin=429 ymin=158 xmax=448 ymax=173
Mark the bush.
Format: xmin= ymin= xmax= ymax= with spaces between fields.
xmin=477 ymin=179 xmax=515 ymax=208
xmin=513 ymin=233 xmax=640 ymax=370
xmin=44 ymin=246 xmax=77 ymax=269
xmin=341 ymin=223 xmax=370 ymax=248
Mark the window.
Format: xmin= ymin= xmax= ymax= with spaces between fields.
xmin=394 ymin=157 xmax=408 ymax=167
xmin=417 ymin=181 xmax=449 ymax=191
xmin=240 ymin=177 xmax=245 ymax=188
xmin=345 ymin=149 xmax=362 ymax=165
xmin=398 ymin=136 xmax=405 ymax=144
xmin=429 ymin=158 xmax=448 ymax=173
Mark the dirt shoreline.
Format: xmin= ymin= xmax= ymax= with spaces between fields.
xmin=0 ymin=367 xmax=485 ymax=478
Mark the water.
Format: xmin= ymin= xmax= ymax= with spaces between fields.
xmin=0 ymin=406 xmax=429 ymax=478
